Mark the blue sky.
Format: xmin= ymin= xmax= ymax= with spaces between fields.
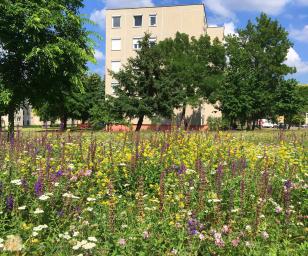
xmin=82 ymin=0 xmax=308 ymax=84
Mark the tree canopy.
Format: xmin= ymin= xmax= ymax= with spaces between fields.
xmin=217 ymin=13 xmax=300 ymax=129
xmin=0 ymin=0 xmax=94 ymax=135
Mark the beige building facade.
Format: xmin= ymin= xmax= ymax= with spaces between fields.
xmin=105 ymin=4 xmax=224 ymax=128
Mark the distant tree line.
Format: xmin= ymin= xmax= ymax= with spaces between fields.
xmin=0 ymin=1 xmax=305 ymax=134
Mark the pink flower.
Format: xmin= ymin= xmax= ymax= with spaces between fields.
xmin=214 ymin=232 xmax=225 ymax=248
xmin=118 ymin=238 xmax=126 ymax=246
xmin=275 ymin=206 xmax=282 ymax=213
xmin=143 ymin=231 xmax=150 ymax=239
xmin=231 ymin=237 xmax=240 ymax=247
xmin=261 ymin=231 xmax=269 ymax=240
xmin=199 ymin=233 xmax=205 ymax=240
xmin=221 ymin=225 xmax=230 ymax=234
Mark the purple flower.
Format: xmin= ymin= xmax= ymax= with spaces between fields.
xmin=34 ymin=179 xmax=43 ymax=197
xmin=178 ymin=163 xmax=186 ymax=175
xmin=56 ymin=170 xmax=64 ymax=177
xmin=284 ymin=180 xmax=292 ymax=190
xmin=6 ymin=194 xmax=14 ymax=211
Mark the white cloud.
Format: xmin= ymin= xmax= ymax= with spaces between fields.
xmin=103 ymin=0 xmax=154 ymax=9
xmin=224 ymin=22 xmax=237 ymax=36
xmin=90 ymin=9 xmax=106 ymax=29
xmin=94 ymin=49 xmax=105 ymax=61
xmin=285 ymin=47 xmax=308 ymax=73
xmin=290 ymin=25 xmax=308 ymax=42
xmin=204 ymin=0 xmax=292 ymax=19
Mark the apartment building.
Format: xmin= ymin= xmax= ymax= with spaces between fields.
xmin=105 ymin=3 xmax=224 ymax=129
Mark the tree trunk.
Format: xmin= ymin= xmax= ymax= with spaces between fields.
xmin=0 ymin=115 xmax=2 ymax=131
xmin=60 ymin=116 xmax=67 ymax=131
xmin=135 ymin=115 xmax=144 ymax=132
xmin=8 ymin=106 xmax=15 ymax=141
xmin=179 ymin=105 xmax=186 ymax=128
xmin=252 ymin=120 xmax=256 ymax=131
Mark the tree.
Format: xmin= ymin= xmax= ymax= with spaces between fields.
xmin=0 ymin=0 xmax=94 ymax=136
xmin=158 ymin=33 xmax=225 ymax=128
xmin=71 ymin=73 xmax=105 ymax=124
xmin=35 ymin=73 xmax=105 ymax=129
xmin=110 ymin=34 xmax=177 ymax=131
xmin=274 ymin=79 xmax=304 ymax=128
xmin=0 ymin=79 xmax=11 ymax=130
xmin=218 ymin=13 xmax=295 ymax=129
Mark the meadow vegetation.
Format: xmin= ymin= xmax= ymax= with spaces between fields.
xmin=0 ymin=130 xmax=307 ymax=255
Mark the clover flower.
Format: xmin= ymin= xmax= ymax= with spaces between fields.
xmin=118 ymin=238 xmax=126 ymax=246
xmin=232 ymin=237 xmax=240 ymax=247
xmin=261 ymin=231 xmax=269 ymax=240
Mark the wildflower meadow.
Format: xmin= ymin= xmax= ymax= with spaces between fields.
xmin=0 ymin=130 xmax=307 ymax=255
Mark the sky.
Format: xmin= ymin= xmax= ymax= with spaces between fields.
xmin=82 ymin=0 xmax=308 ymax=84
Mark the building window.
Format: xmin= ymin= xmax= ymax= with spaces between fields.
xmin=111 ymin=39 xmax=121 ymax=51
xmin=134 ymin=15 xmax=143 ymax=27
xmin=133 ymin=38 xmax=142 ymax=50
xmin=111 ymin=61 xmax=121 ymax=73
xmin=112 ymin=16 xmax=121 ymax=28
xmin=149 ymin=37 xmax=157 ymax=46
xmin=149 ymin=14 xmax=157 ymax=26
xmin=111 ymin=82 xmax=119 ymax=95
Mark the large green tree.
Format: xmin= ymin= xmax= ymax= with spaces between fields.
xmin=0 ymin=0 xmax=94 ymax=136
xmin=218 ymin=13 xmax=296 ymax=129
xmin=110 ymin=34 xmax=177 ymax=131
xmin=158 ymin=33 xmax=225 ymax=127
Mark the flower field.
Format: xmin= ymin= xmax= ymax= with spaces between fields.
xmin=0 ymin=130 xmax=307 ymax=255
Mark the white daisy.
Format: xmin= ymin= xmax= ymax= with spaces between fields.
xmin=87 ymin=237 xmax=97 ymax=242
xmin=82 ymin=242 xmax=96 ymax=250
xmin=33 ymin=208 xmax=44 ymax=214
xmin=11 ymin=179 xmax=22 ymax=186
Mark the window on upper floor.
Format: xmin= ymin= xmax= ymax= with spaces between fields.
xmin=133 ymin=38 xmax=142 ymax=50
xmin=111 ymin=61 xmax=121 ymax=73
xmin=111 ymin=82 xmax=119 ymax=96
xmin=134 ymin=15 xmax=143 ymax=27
xmin=112 ymin=16 xmax=121 ymax=28
xmin=149 ymin=37 xmax=157 ymax=46
xmin=111 ymin=39 xmax=121 ymax=51
xmin=149 ymin=14 xmax=157 ymax=26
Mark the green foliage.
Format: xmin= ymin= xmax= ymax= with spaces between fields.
xmin=0 ymin=0 xmax=94 ymax=133
xmin=158 ymin=33 xmax=225 ymax=125
xmin=35 ymin=73 xmax=105 ymax=127
xmin=274 ymin=79 xmax=304 ymax=126
xmin=111 ymin=34 xmax=176 ymax=131
xmin=207 ymin=116 xmax=222 ymax=131
xmin=218 ymin=13 xmax=297 ymax=129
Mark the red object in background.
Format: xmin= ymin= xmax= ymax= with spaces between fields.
xmin=77 ymin=123 xmax=91 ymax=129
